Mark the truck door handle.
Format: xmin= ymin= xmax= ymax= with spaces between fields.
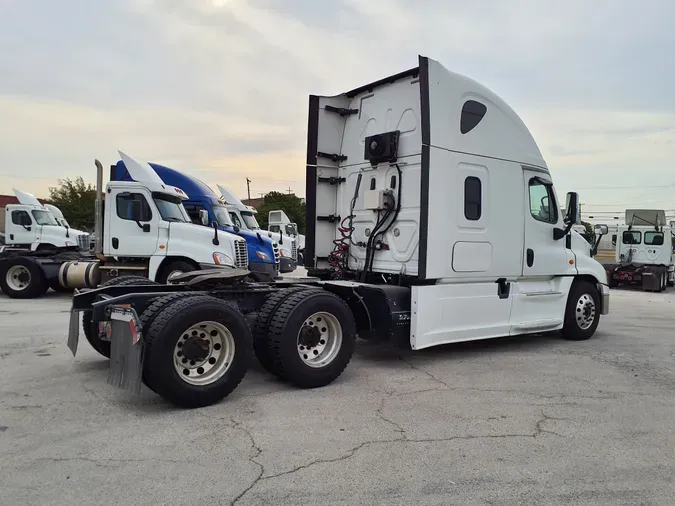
xmin=112 ymin=237 xmax=119 ymax=249
xmin=526 ymin=249 xmax=534 ymax=267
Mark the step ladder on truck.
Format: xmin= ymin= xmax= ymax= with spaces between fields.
xmin=66 ymin=56 xmax=611 ymax=409
xmin=0 ymin=151 xmax=247 ymax=299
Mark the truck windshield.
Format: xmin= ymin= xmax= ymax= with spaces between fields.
xmin=241 ymin=211 xmax=260 ymax=230
xmin=212 ymin=205 xmax=234 ymax=227
xmin=32 ymin=210 xmax=59 ymax=226
xmin=152 ymin=193 xmax=189 ymax=223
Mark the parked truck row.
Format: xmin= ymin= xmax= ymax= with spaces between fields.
xmin=0 ymin=154 xmax=306 ymax=298
xmin=66 ymin=56 xmax=610 ymax=409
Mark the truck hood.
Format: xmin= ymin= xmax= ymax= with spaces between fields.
xmin=235 ymin=228 xmax=274 ymax=247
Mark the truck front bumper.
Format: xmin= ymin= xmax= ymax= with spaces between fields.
xmin=248 ymin=261 xmax=279 ymax=278
xmin=600 ymin=283 xmax=610 ymax=315
xmin=279 ymin=258 xmax=297 ymax=273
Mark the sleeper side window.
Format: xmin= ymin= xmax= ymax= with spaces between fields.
xmin=116 ymin=193 xmax=152 ymax=222
xmin=464 ymin=176 xmax=482 ymax=220
xmin=460 ymin=100 xmax=487 ymax=134
xmin=528 ymin=179 xmax=558 ymax=224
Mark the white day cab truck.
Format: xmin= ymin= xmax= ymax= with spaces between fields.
xmin=597 ymin=209 xmax=674 ymax=291
xmin=67 ymin=56 xmax=610 ymax=409
xmin=0 ymin=151 xmax=248 ymax=300
xmin=0 ymin=188 xmax=91 ymax=252
xmin=267 ymin=208 xmax=305 ymax=264
xmin=216 ymin=185 xmax=299 ymax=273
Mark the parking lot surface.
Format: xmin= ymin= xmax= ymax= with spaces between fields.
xmin=1 ymin=283 xmax=674 ymax=505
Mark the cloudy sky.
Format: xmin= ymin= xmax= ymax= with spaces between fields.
xmin=1 ymin=0 xmax=673 ymax=221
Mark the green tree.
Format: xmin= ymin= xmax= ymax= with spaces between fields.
xmin=47 ymin=177 xmax=96 ymax=231
xmin=580 ymin=220 xmax=595 ymax=244
xmin=256 ymin=191 xmax=306 ymax=234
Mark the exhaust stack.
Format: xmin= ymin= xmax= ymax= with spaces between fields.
xmin=94 ymin=159 xmax=104 ymax=256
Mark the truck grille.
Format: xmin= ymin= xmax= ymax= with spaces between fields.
xmin=272 ymin=242 xmax=280 ymax=272
xmin=77 ymin=234 xmax=90 ymax=251
xmin=291 ymin=240 xmax=298 ymax=261
xmin=234 ymin=239 xmax=248 ymax=269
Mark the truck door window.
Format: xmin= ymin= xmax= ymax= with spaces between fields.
xmin=622 ymin=231 xmax=641 ymax=245
xmin=241 ymin=212 xmax=260 ymax=230
xmin=183 ymin=204 xmax=205 ymax=225
xmin=229 ymin=212 xmax=242 ymax=228
xmin=11 ymin=210 xmax=32 ymax=226
xmin=528 ymin=179 xmax=557 ymax=224
xmin=464 ymin=176 xmax=482 ymax=220
xmin=644 ymin=231 xmax=664 ymax=246
xmin=116 ymin=193 xmax=153 ymax=222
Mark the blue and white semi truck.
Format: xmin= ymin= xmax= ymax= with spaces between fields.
xmin=112 ymin=161 xmax=280 ymax=279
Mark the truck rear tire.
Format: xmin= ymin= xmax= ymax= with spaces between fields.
xmin=561 ymin=281 xmax=600 ymax=341
xmin=82 ymin=276 xmax=158 ymax=358
xmin=253 ymin=286 xmax=320 ymax=375
xmin=0 ymin=257 xmax=49 ymax=299
xmin=142 ymin=295 xmax=252 ymax=408
xmin=137 ymin=292 xmax=197 ymax=392
xmin=267 ymin=290 xmax=356 ymax=388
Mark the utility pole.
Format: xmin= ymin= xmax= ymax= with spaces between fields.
xmin=287 ymin=186 xmax=292 ymax=195
xmin=246 ymin=178 xmax=252 ymax=200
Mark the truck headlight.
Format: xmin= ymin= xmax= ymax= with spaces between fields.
xmin=65 ymin=241 xmax=76 ymax=247
xmin=279 ymin=248 xmax=290 ymax=257
xmin=212 ymin=252 xmax=232 ymax=265
xmin=256 ymin=251 xmax=270 ymax=261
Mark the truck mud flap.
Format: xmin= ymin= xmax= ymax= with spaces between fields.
xmin=67 ymin=308 xmax=80 ymax=356
xmin=107 ymin=306 xmax=144 ymax=397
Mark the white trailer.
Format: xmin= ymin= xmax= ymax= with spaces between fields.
xmin=598 ymin=209 xmax=674 ymax=291
xmin=67 ymin=56 xmax=610 ymax=409
xmin=216 ymin=184 xmax=299 ymax=272
xmin=0 ymin=151 xmax=247 ymax=299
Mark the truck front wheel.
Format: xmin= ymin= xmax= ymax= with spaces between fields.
xmin=561 ymin=281 xmax=600 ymax=341
xmin=157 ymin=260 xmax=197 ymax=284
xmin=267 ymin=290 xmax=356 ymax=388
xmin=142 ymin=296 xmax=251 ymax=408
xmin=0 ymin=258 xmax=48 ymax=299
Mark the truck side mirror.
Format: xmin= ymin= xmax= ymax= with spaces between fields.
xmin=199 ymin=209 xmax=209 ymax=226
xmin=20 ymin=214 xmax=32 ymax=227
xmin=565 ymin=192 xmax=580 ymax=224
xmin=594 ymin=224 xmax=609 ymax=236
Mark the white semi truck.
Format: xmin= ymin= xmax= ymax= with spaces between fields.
xmin=67 ymin=56 xmax=610 ymax=409
xmin=0 ymin=151 xmax=247 ymax=299
xmin=267 ymin=209 xmax=306 ymax=261
xmin=216 ymin=184 xmax=299 ymax=272
xmin=1 ymin=189 xmax=90 ymax=252
xmin=598 ymin=209 xmax=674 ymax=291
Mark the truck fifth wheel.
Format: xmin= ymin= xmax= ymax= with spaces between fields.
xmin=67 ymin=55 xmax=610 ymax=409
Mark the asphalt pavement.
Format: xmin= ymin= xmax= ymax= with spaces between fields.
xmin=1 ymin=281 xmax=674 ymax=505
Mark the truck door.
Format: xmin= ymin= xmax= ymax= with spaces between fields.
xmin=8 ymin=207 xmax=36 ymax=245
xmin=105 ymin=189 xmax=159 ymax=257
xmin=522 ymin=170 xmax=569 ymax=277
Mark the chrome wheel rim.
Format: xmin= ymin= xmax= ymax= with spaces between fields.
xmin=6 ymin=265 xmax=30 ymax=291
xmin=167 ymin=270 xmax=183 ymax=283
xmin=576 ymin=293 xmax=596 ymax=330
xmin=173 ymin=321 xmax=235 ymax=385
xmin=297 ymin=311 xmax=342 ymax=368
